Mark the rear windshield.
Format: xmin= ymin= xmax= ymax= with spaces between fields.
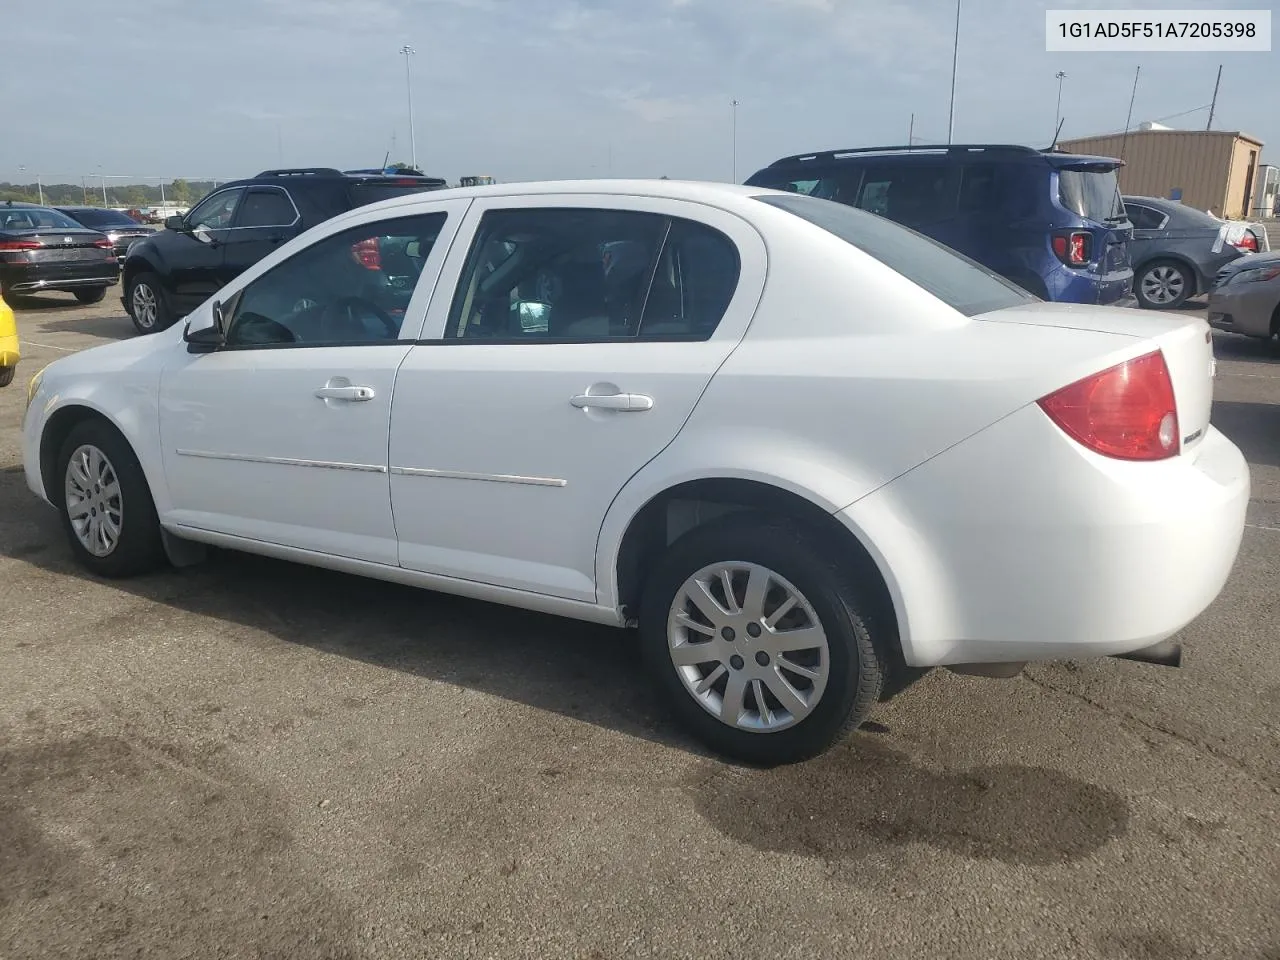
xmin=64 ymin=208 xmax=141 ymax=228
xmin=0 ymin=207 xmax=85 ymax=231
xmin=754 ymin=192 xmax=1036 ymax=317
xmin=1058 ymin=168 xmax=1124 ymax=222
xmin=347 ymin=179 xmax=447 ymax=208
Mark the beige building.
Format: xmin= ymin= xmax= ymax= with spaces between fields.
xmin=1056 ymin=127 xmax=1264 ymax=220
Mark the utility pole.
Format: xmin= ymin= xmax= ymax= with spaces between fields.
xmin=1120 ymin=65 xmax=1140 ymax=160
xmin=277 ymin=123 xmax=284 ymax=166
xmin=946 ymin=0 xmax=961 ymax=143
xmin=400 ymin=45 xmax=418 ymax=170
xmin=1054 ymin=71 xmax=1067 ymax=138
xmin=908 ymin=112 xmax=914 ymax=147
xmin=1206 ymin=64 xmax=1222 ymax=130
xmin=731 ymin=99 xmax=740 ymax=182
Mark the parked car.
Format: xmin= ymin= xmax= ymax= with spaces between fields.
xmin=1123 ymin=195 xmax=1269 ymax=310
xmin=56 ymin=206 xmax=158 ymax=261
xmin=0 ymin=291 xmax=18 ymax=387
xmin=745 ymin=144 xmax=1136 ymax=307
xmin=0 ymin=201 xmax=119 ymax=304
xmin=22 ymin=180 xmax=1247 ymax=765
xmin=120 ymin=166 xmax=449 ymax=335
xmin=1207 ymin=251 xmax=1280 ymax=340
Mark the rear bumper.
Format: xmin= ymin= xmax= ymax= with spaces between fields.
xmin=2 ymin=261 xmax=120 ymax=294
xmin=839 ymin=403 xmax=1249 ymax=667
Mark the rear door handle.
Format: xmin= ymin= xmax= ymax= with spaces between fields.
xmin=315 ymin=385 xmax=376 ymax=402
xmin=570 ymin=393 xmax=653 ymax=412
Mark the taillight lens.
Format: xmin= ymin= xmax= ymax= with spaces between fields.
xmin=93 ymin=238 xmax=114 ymax=249
xmin=1051 ymin=231 xmax=1092 ymax=267
xmin=1037 ymin=350 xmax=1180 ymax=461
xmin=351 ymin=237 xmax=381 ymax=270
xmin=0 ymin=239 xmax=42 ymax=251
xmin=1233 ymin=232 xmax=1258 ymax=252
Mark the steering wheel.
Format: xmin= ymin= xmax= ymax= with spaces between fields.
xmin=323 ymin=296 xmax=400 ymax=340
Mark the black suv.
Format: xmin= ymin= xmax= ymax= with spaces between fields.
xmin=121 ymin=167 xmax=448 ymax=333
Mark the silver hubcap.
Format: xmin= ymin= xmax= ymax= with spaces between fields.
xmin=64 ymin=444 xmax=123 ymax=558
xmin=132 ymin=282 xmax=157 ymax=328
xmin=1140 ymin=265 xmax=1185 ymax=304
xmin=667 ymin=562 xmax=830 ymax=733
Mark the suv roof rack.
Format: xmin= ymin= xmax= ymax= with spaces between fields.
xmin=254 ymin=167 xmax=345 ymax=178
xmin=768 ymin=144 xmax=1042 ymax=166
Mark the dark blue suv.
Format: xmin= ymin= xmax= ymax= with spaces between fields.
xmin=745 ymin=144 xmax=1136 ymax=306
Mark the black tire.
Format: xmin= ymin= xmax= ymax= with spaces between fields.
xmin=74 ymin=287 xmax=107 ymax=305
xmin=638 ymin=514 xmax=889 ymax=766
xmin=0 ymin=366 xmax=14 ymax=388
xmin=55 ymin=418 xmax=166 ymax=578
xmin=127 ymin=271 xmax=174 ymax=334
xmin=1135 ymin=259 xmax=1193 ymax=310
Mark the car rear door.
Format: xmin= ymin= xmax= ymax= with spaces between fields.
xmin=387 ymin=193 xmax=766 ymax=602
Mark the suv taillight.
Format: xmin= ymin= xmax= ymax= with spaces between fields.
xmin=351 ymin=238 xmax=381 ymax=270
xmin=1037 ymin=350 xmax=1179 ymax=461
xmin=1233 ymin=232 xmax=1258 ymax=253
xmin=1051 ymin=231 xmax=1092 ymax=267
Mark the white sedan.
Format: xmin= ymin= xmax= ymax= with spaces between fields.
xmin=21 ymin=179 xmax=1249 ymax=765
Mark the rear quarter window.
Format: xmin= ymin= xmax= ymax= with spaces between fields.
xmin=755 ymin=192 xmax=1036 ymax=317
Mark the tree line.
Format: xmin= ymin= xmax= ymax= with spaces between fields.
xmin=0 ymin=179 xmax=219 ymax=207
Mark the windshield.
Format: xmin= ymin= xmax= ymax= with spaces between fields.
xmin=65 ymin=208 xmax=141 ymax=228
xmin=1058 ymin=168 xmax=1125 ymax=222
xmin=0 ymin=206 xmax=87 ymax=231
xmin=753 ymin=192 xmax=1036 ymax=316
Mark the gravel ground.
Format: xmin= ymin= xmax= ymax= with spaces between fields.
xmin=2 ymin=293 xmax=1278 ymax=960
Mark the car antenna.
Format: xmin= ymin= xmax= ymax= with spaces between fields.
xmin=381 ymin=149 xmax=390 ymax=173
xmin=1046 ymin=117 xmax=1066 ymax=152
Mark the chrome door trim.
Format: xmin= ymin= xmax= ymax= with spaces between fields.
xmin=390 ymin=465 xmax=567 ymax=487
xmin=175 ymin=448 xmax=387 ymax=473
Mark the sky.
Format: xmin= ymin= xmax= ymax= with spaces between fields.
xmin=1 ymin=0 xmax=1275 ymax=187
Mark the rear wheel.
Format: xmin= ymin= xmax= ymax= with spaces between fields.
xmin=127 ymin=272 xmax=173 ymax=334
xmin=639 ymin=515 xmax=888 ymax=766
xmin=1136 ymin=260 xmax=1192 ymax=310
xmin=74 ymin=287 xmax=107 ymax=304
xmin=55 ymin=419 xmax=166 ymax=578
xmin=0 ymin=366 xmax=14 ymax=388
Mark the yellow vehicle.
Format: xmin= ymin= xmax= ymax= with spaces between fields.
xmin=0 ymin=292 xmax=18 ymax=387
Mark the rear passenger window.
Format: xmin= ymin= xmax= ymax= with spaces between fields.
xmin=852 ymin=163 xmax=958 ymax=227
xmin=1125 ymin=204 xmax=1164 ymax=230
xmin=639 ymin=220 xmax=741 ymax=339
xmin=237 ymin=189 xmax=298 ymax=228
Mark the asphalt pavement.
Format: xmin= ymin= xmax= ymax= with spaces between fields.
xmin=1 ymin=293 xmax=1278 ymax=960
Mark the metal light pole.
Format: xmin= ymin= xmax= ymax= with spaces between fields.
xmin=400 ymin=45 xmax=418 ymax=170
xmin=946 ymin=0 xmax=961 ymax=143
xmin=731 ymin=99 xmax=740 ymax=182
xmin=1054 ymin=71 xmax=1067 ymax=136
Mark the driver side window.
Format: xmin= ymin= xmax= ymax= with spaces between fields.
xmin=187 ymin=188 xmax=246 ymax=231
xmin=224 ymin=212 xmax=447 ymax=348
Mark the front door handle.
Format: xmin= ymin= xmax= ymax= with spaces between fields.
xmin=315 ymin=384 xmax=376 ymax=402
xmin=570 ymin=392 xmax=653 ymax=412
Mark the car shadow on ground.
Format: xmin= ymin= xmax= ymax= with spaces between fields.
xmin=28 ymin=311 xmax=136 ymax=340
xmin=1212 ymin=333 xmax=1280 ymax=364
xmin=1212 ymin=399 xmax=1280 ymax=469
xmin=7 ymin=293 xmax=95 ymax=312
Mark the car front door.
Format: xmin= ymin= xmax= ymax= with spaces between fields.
xmin=388 ymin=195 xmax=765 ymax=602
xmin=168 ymin=187 xmax=245 ymax=313
xmin=221 ymin=186 xmax=304 ymax=287
xmin=158 ymin=199 xmax=470 ymax=564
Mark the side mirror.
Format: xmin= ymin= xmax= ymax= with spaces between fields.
xmin=513 ymin=300 xmax=551 ymax=333
xmin=164 ymin=215 xmax=186 ymax=231
xmin=183 ymin=300 xmax=227 ymax=352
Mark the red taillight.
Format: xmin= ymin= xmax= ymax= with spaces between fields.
xmin=93 ymin=238 xmax=113 ymax=249
xmin=1233 ymin=232 xmax=1258 ymax=252
xmin=1037 ymin=350 xmax=1180 ymax=461
xmin=1051 ymin=231 xmax=1092 ymax=267
xmin=351 ymin=237 xmax=381 ymax=270
xmin=0 ymin=239 xmax=42 ymax=251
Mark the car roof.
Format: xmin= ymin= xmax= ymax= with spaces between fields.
xmin=757 ymin=144 xmax=1122 ymax=171
xmin=210 ymin=167 xmax=451 ymax=191
xmin=1 ymin=200 xmax=52 ymax=209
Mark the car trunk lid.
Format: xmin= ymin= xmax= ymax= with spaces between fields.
xmin=978 ymin=301 xmax=1215 ymax=452
xmin=0 ymin=228 xmax=114 ymax=263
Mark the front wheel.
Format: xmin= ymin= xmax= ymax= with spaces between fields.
xmin=1135 ymin=260 xmax=1193 ymax=310
xmin=639 ymin=515 xmax=888 ymax=766
xmin=74 ymin=287 xmax=107 ymax=304
xmin=56 ymin=419 xmax=166 ymax=578
xmin=127 ymin=272 xmax=174 ymax=334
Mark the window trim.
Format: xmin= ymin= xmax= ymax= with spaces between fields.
xmin=229 ymin=185 xmax=302 ymax=231
xmin=439 ymin=206 xmax=741 ymax=345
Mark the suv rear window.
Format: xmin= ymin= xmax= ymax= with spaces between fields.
xmin=754 ymin=192 xmax=1035 ymax=317
xmin=1058 ymin=168 xmax=1124 ymax=223
xmin=347 ymin=178 xmax=447 ymax=208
